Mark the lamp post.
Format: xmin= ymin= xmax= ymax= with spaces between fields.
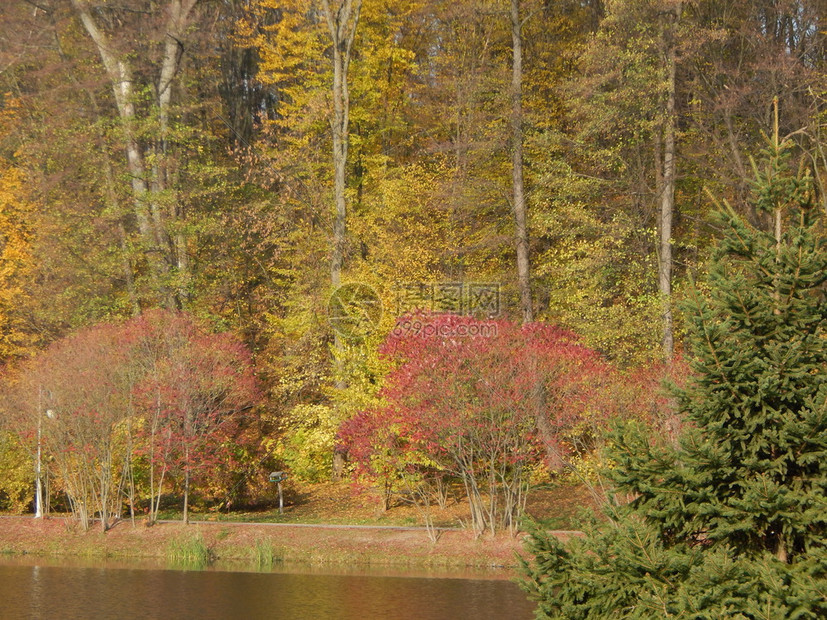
xmin=34 ymin=387 xmax=43 ymax=519
xmin=34 ymin=386 xmax=54 ymax=520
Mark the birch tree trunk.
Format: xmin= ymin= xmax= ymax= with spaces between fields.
xmin=658 ymin=4 xmax=680 ymax=360
xmin=69 ymin=0 xmax=198 ymax=309
xmin=156 ymin=0 xmax=197 ymax=304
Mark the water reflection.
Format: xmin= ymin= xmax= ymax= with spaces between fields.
xmin=0 ymin=558 xmax=535 ymax=620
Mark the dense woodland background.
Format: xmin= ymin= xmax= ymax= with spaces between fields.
xmin=0 ymin=0 xmax=826 ymax=516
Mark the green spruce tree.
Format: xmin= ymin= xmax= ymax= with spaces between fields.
xmin=520 ymin=132 xmax=827 ymax=618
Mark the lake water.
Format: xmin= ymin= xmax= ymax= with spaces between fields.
xmin=0 ymin=557 xmax=535 ymax=619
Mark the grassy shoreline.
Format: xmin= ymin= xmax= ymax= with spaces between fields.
xmin=0 ymin=516 xmax=578 ymax=574
xmin=0 ymin=483 xmax=591 ymax=576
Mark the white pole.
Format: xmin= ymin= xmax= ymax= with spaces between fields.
xmin=34 ymin=386 xmax=43 ymax=519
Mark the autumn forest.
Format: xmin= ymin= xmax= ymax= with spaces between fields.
xmin=0 ymin=0 xmax=825 ymax=549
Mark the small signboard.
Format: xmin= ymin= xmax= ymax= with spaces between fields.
xmin=269 ymin=471 xmax=287 ymax=484
xmin=269 ymin=471 xmax=288 ymax=514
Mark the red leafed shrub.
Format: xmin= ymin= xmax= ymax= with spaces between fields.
xmin=16 ymin=322 xmax=134 ymax=530
xmin=7 ymin=310 xmax=259 ymax=529
xmin=339 ymin=314 xmax=616 ymax=536
xmin=126 ymin=310 xmax=259 ymax=524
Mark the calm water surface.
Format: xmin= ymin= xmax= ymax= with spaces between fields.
xmin=0 ymin=557 xmax=535 ymax=620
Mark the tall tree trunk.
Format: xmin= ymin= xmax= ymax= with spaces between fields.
xmin=510 ymin=0 xmax=533 ymax=324
xmin=658 ymin=5 xmax=680 ymax=360
xmin=322 ymin=0 xmax=361 ymax=291
xmin=321 ymin=0 xmax=362 ymax=481
xmin=771 ymin=97 xmax=783 ymax=311
xmin=72 ymin=1 xmax=155 ymax=261
xmin=509 ymin=1 xmax=555 ymax=475
xmin=62 ymin=52 xmax=143 ymax=315
xmin=156 ymin=0 xmax=197 ymax=305
xmin=70 ymin=0 xmax=197 ymax=310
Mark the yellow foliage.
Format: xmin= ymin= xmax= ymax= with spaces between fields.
xmin=247 ymin=0 xmax=330 ymax=138
xmin=559 ymin=450 xmax=608 ymax=485
xmin=0 ymin=431 xmax=31 ymax=513
xmin=0 ymin=98 xmax=35 ymax=361
xmin=350 ymin=161 xmax=452 ymax=288
xmin=271 ymin=403 xmax=340 ymax=482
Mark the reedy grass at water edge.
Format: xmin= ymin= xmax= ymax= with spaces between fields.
xmin=249 ymin=539 xmax=285 ymax=570
xmin=165 ymin=532 xmax=211 ymax=569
